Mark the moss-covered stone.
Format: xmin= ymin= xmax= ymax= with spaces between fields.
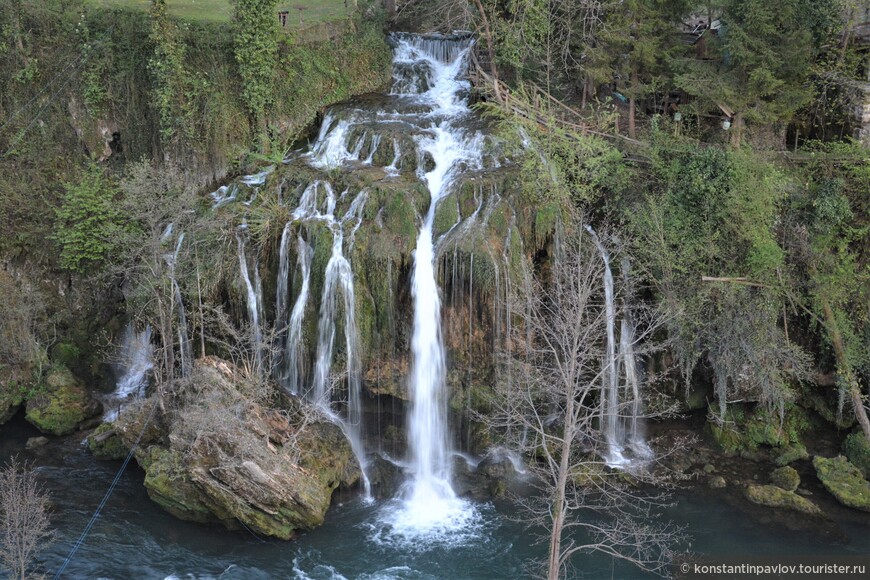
xmin=87 ymin=423 xmax=128 ymax=460
xmin=117 ymin=357 xmax=358 ymax=539
xmin=744 ymin=484 xmax=823 ymax=516
xmin=813 ymin=455 xmax=870 ymax=512
xmin=433 ymin=193 xmax=459 ymax=237
xmin=770 ymin=466 xmax=800 ymax=492
xmin=774 ymin=443 xmax=809 ymax=466
xmin=843 ymin=432 xmax=870 ymax=479
xmin=24 ymin=366 xmax=101 ymax=435
xmin=709 ymin=404 xmax=809 ymax=455
xmin=143 ymin=447 xmax=214 ymax=524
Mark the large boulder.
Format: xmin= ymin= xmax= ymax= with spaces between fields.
xmin=813 ymin=455 xmax=870 ymax=512
xmin=25 ymin=366 xmax=101 ymax=435
xmin=115 ymin=357 xmax=359 ymax=539
xmin=744 ymin=484 xmax=823 ymax=516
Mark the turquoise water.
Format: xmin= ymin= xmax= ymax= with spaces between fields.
xmin=2 ymin=416 xmax=866 ymax=579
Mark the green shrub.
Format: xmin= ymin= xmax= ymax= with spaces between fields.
xmin=53 ymin=165 xmax=124 ymax=272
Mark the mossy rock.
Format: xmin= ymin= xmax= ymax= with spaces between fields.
xmin=25 ymin=366 xmax=101 ymax=435
xmin=770 ymin=466 xmax=800 ymax=492
xmin=744 ymin=484 xmax=823 ymax=516
xmin=143 ymin=447 xmax=215 ymax=524
xmin=0 ymin=384 xmax=25 ymax=425
xmin=813 ymin=455 xmax=870 ymax=512
xmin=774 ymin=443 xmax=809 ymax=466
xmin=709 ymin=404 xmax=809 ymax=455
xmin=87 ymin=423 xmax=127 ymax=460
xmin=843 ymin=432 xmax=870 ymax=479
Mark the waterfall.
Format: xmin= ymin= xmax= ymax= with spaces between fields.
xmin=586 ymin=226 xmax=652 ymax=467
xmin=276 ymin=222 xmax=294 ymax=336
xmin=165 ymin=233 xmax=192 ymax=377
xmin=620 ymin=257 xmax=653 ymax=459
xmin=585 ymin=226 xmax=627 ymax=466
xmin=104 ymin=323 xmax=153 ymax=421
xmin=237 ymin=228 xmax=264 ymax=372
xmin=383 ymin=33 xmax=484 ymax=534
xmin=281 ymin=235 xmax=312 ymax=394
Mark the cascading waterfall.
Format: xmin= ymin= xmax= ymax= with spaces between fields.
xmin=280 ymin=235 xmax=312 ymax=394
xmin=586 ymin=226 xmax=652 ymax=467
xmin=165 ymin=233 xmax=193 ymax=377
xmin=104 ymin=323 xmax=154 ymax=421
xmin=620 ymin=257 xmax=653 ymax=459
xmin=237 ymin=227 xmax=264 ymax=371
xmin=585 ymin=225 xmax=625 ymax=467
xmin=383 ymin=33 xmax=485 ymax=536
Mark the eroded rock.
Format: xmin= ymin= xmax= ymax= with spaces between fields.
xmin=115 ymin=357 xmax=359 ymax=539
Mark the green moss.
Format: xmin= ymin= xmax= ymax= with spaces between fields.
xmin=24 ymin=366 xmax=100 ymax=435
xmin=534 ymin=201 xmax=562 ymax=246
xmin=87 ymin=423 xmax=128 ymax=460
xmin=50 ymin=342 xmax=81 ymax=368
xmin=433 ymin=193 xmax=459 ymax=237
xmin=744 ymin=484 xmax=823 ymax=516
xmin=843 ymin=432 xmax=870 ymax=479
xmin=774 ymin=443 xmax=809 ymax=466
xmin=709 ymin=404 xmax=809 ymax=454
xmin=770 ymin=466 xmax=800 ymax=492
xmin=813 ymin=455 xmax=870 ymax=512
xmin=143 ymin=447 xmax=214 ymax=523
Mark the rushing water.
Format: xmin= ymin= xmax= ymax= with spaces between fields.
xmin=103 ymin=324 xmax=153 ymax=422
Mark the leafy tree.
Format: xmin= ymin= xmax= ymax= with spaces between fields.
xmin=53 ymin=164 xmax=123 ymax=272
xmin=785 ymin=141 xmax=870 ymax=440
xmin=627 ymin=136 xmax=810 ymax=418
xmin=674 ymin=0 xmax=817 ymax=147
xmin=593 ymin=0 xmax=688 ymax=137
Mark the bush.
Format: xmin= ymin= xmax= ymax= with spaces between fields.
xmin=53 ymin=165 xmax=124 ymax=272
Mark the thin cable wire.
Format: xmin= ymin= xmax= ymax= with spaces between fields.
xmin=52 ymin=397 xmax=160 ymax=579
xmin=0 ymin=50 xmax=89 ymax=137
xmin=2 ymin=27 xmax=116 ymax=158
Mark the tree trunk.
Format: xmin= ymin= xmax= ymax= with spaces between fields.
xmin=548 ymin=396 xmax=575 ymax=579
xmin=822 ymin=303 xmax=870 ymax=442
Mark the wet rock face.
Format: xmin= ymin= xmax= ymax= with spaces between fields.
xmin=813 ymin=455 xmax=870 ymax=512
xmin=25 ymin=365 xmax=102 ymax=435
xmin=115 ymin=357 xmax=359 ymax=539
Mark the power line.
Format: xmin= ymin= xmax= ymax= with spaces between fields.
xmin=52 ymin=397 xmax=160 ymax=579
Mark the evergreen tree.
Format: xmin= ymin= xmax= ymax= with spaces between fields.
xmin=674 ymin=0 xmax=816 ymax=147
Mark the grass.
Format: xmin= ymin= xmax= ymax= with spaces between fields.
xmin=83 ymin=0 xmax=352 ymax=25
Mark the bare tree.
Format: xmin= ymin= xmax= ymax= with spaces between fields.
xmin=485 ymin=223 xmax=682 ymax=579
xmin=0 ymin=457 xmax=54 ymax=580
